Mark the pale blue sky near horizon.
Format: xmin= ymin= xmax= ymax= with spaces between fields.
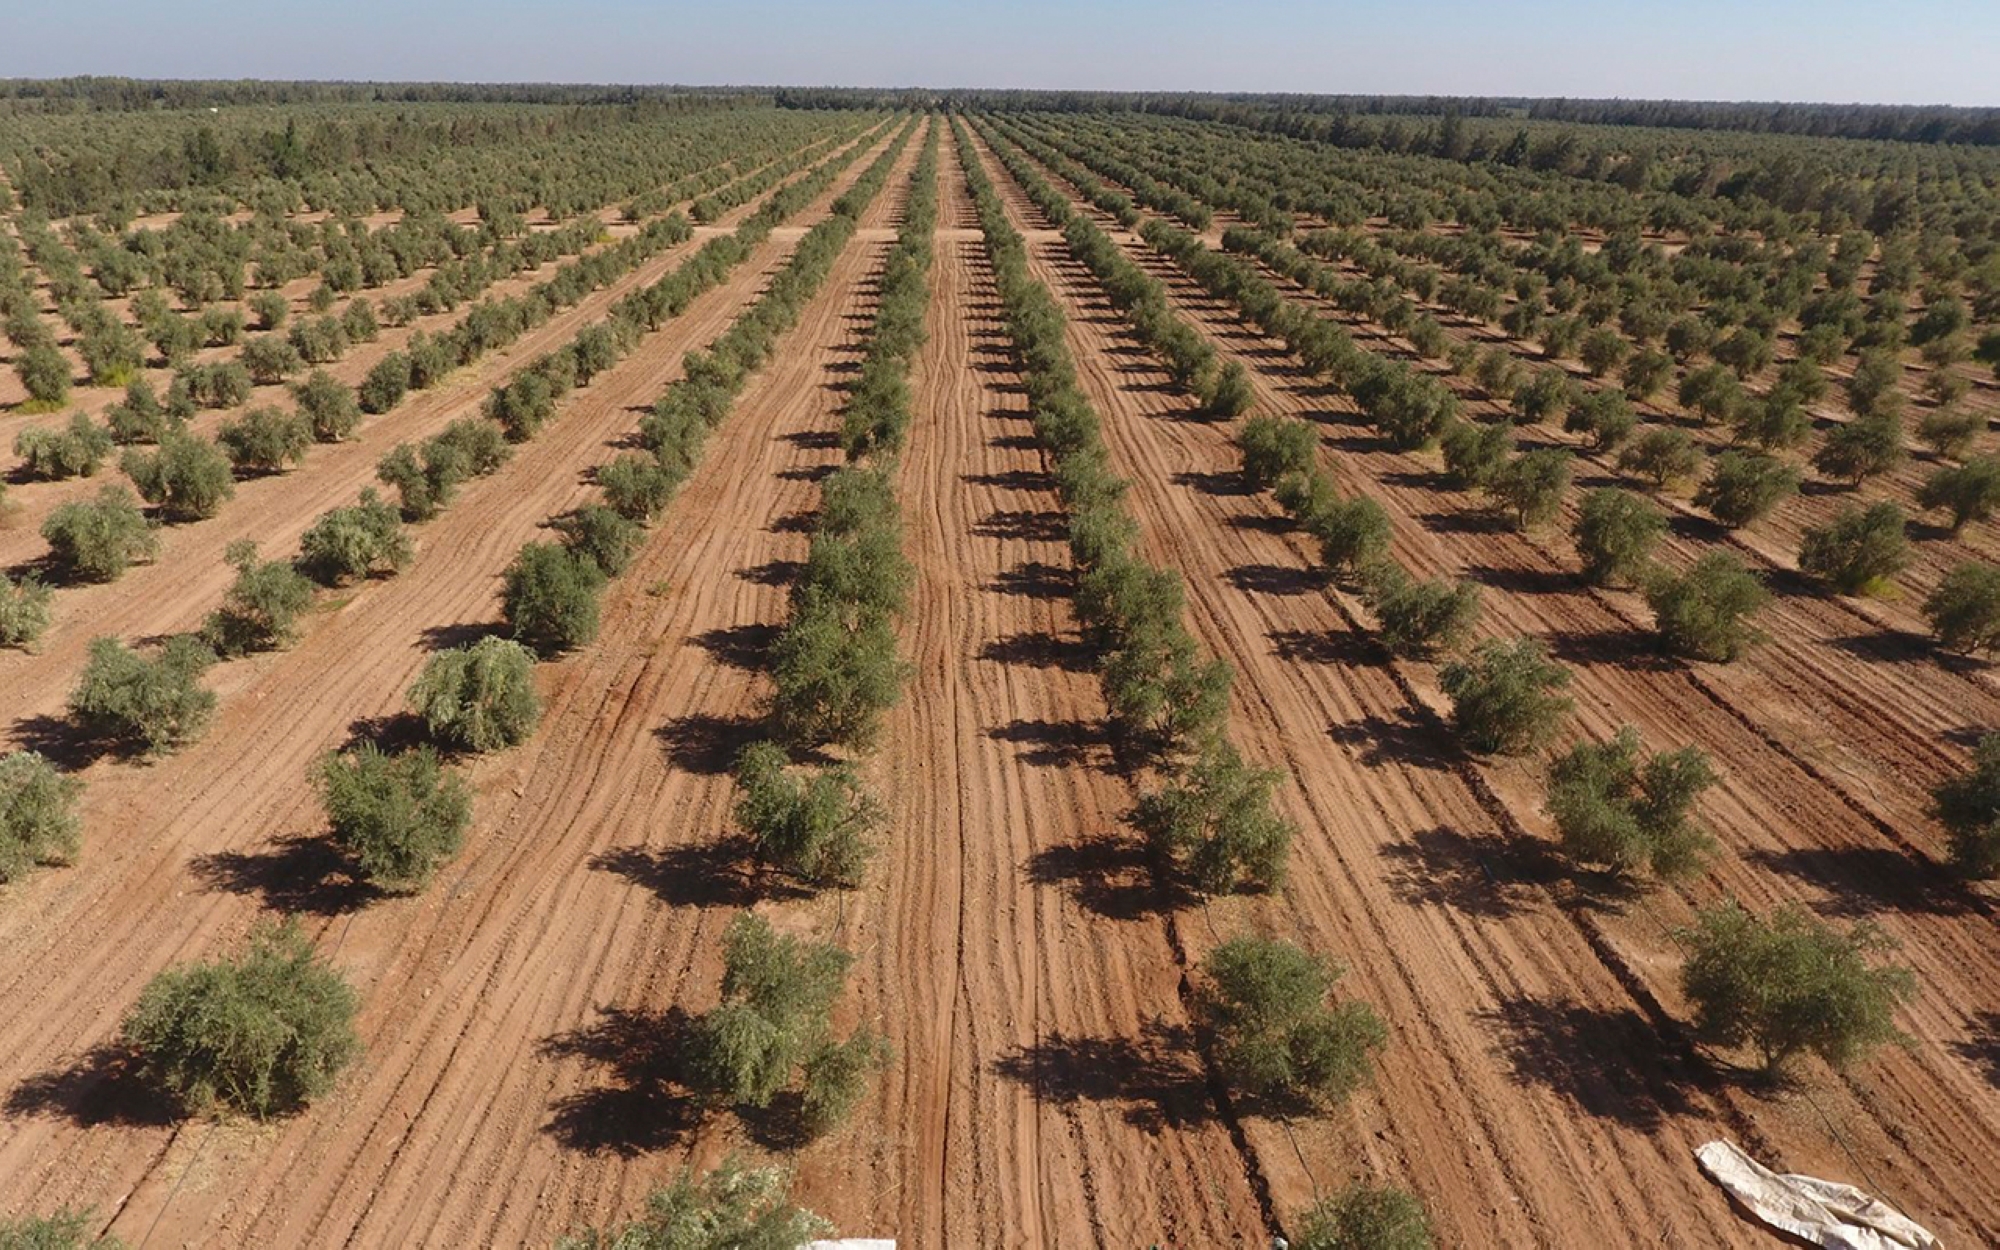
xmin=1 ymin=0 xmax=1994 ymax=107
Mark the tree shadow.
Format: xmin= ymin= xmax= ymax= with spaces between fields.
xmin=989 ymin=561 xmax=1072 ymax=600
xmin=1379 ymin=826 xmax=1556 ymax=919
xmin=6 ymin=712 xmax=118 ymax=770
xmin=985 ymin=717 xmax=1110 ymax=769
xmin=6 ymin=1042 xmax=181 ymax=1128
xmin=1477 ymin=994 xmax=1702 ymax=1130
xmin=776 ymin=462 xmax=836 ymax=484
xmin=1463 ymin=564 xmax=1575 ymax=596
xmin=769 ymin=510 xmax=820 ymax=534
xmin=990 ymin=1020 xmax=1214 ymax=1130
xmin=689 ymin=623 xmax=779 ymax=672
xmin=1227 ymin=512 xmax=1296 ymax=535
xmin=1415 ymin=509 xmax=1511 ymax=536
xmin=341 ymin=711 xmax=428 ymax=755
xmin=780 ymin=429 xmax=840 ymax=450
xmin=988 ymin=433 xmax=1041 ymax=452
xmin=973 ymin=508 xmax=1066 ymax=542
xmin=1544 ymin=627 xmax=1672 ymax=671
xmin=1824 ymin=628 xmax=1938 ymax=667
xmin=736 ymin=558 xmax=803 ymax=587
xmin=1956 ymin=1011 xmax=2000 ymax=1088
xmin=1170 ymin=470 xmax=1254 ymax=497
xmin=655 ymin=713 xmax=761 ymax=775
xmin=1743 ymin=845 xmax=1976 ymax=917
xmin=978 ymin=630 xmax=1095 ymax=673
xmin=1024 ymin=831 xmax=1184 ymax=920
xmin=1327 ymin=710 xmax=1454 ymax=771
xmin=961 ymin=467 xmax=1055 ymax=492
xmin=418 ymin=620 xmax=506 ymax=652
xmin=590 ymin=839 xmax=810 ymax=909
xmin=188 ymin=834 xmax=382 ymax=916
xmin=540 ymin=1005 xmax=703 ymax=1156
xmin=1269 ymin=627 xmax=1380 ymax=667
xmin=1224 ymin=562 xmax=1325 ymax=596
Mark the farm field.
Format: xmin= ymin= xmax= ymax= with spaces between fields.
xmin=0 ymin=85 xmax=1996 ymax=1247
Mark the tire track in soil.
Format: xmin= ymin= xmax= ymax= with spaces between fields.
xmin=802 ymin=132 xmax=1265 ymax=1248
xmin=0 ymin=124 xmax=912 ymax=1249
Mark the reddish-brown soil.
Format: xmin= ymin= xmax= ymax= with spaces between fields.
xmin=0 ymin=114 xmax=1992 ymax=1249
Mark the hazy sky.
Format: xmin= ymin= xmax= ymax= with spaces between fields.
xmin=3 ymin=0 xmax=1994 ymax=106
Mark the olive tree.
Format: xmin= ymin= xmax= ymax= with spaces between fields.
xmin=1924 ymin=562 xmax=2000 ymax=657
xmin=1196 ymin=936 xmax=1387 ymax=1110
xmin=1293 ymin=1184 xmax=1434 ymax=1250
xmin=1679 ymin=902 xmax=1913 ymax=1077
xmin=41 ymin=486 xmax=158 ymax=581
xmin=1439 ymin=637 xmax=1573 ymax=756
xmin=0 ymin=750 xmax=83 ymax=883
xmin=502 ymin=542 xmax=604 ymax=655
xmin=68 ymin=635 xmax=215 ymax=754
xmin=732 ymin=740 xmax=878 ymax=887
xmin=1930 ymin=733 xmax=2000 ymax=878
xmin=1647 ymin=552 xmax=1768 ymax=662
xmin=315 ymin=743 xmax=471 ymax=891
xmin=297 ymin=490 xmax=411 ymax=586
xmin=1573 ymin=487 xmax=1664 ymax=588
xmin=121 ymin=918 xmax=359 ymax=1117
xmin=1131 ymin=736 xmax=1292 ymax=895
xmin=204 ymin=539 xmax=314 ymax=655
xmin=1695 ymin=452 xmax=1799 ymax=529
xmin=122 ymin=431 xmax=235 ymax=521
xmin=1917 ymin=456 xmax=2000 ymax=532
xmin=1798 ymin=502 xmax=1909 ymax=596
xmin=408 ymin=636 xmax=542 ymax=753
xmin=1547 ymin=727 xmax=1715 ymax=879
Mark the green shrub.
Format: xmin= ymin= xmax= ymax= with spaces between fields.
xmin=1294 ymin=1184 xmax=1434 ymax=1250
xmin=1573 ymin=488 xmax=1664 ymax=588
xmin=69 ymin=634 xmax=215 ymax=754
xmin=768 ymin=598 xmax=907 ymax=750
xmin=1813 ymin=415 xmax=1906 ymax=487
xmin=0 ymin=751 xmax=83 ymax=883
xmin=292 ymin=369 xmax=361 ymax=442
xmin=1695 ymin=451 xmax=1799 ymax=528
xmin=731 ymin=740 xmax=877 ymax=887
xmin=1547 ymin=727 xmax=1715 ymax=878
xmin=41 ymin=486 xmax=157 ymax=581
xmin=1196 ymin=936 xmax=1387 ymax=1109
xmin=1273 ymin=468 xmax=1338 ymax=529
xmin=502 ymin=542 xmax=604 ymax=655
xmin=1131 ymin=737 xmax=1291 ymax=894
xmin=1235 ymin=415 xmax=1318 ymax=489
xmin=0 ymin=1207 xmax=122 ymax=1249
xmin=122 ymin=918 xmax=359 ymax=1117
xmin=1677 ymin=363 xmax=1742 ymax=426
xmin=553 ymin=1159 xmax=830 ymax=1250
xmin=240 ymin=333 xmax=303 ymax=385
xmin=218 ymin=405 xmax=310 ymax=475
xmin=485 ymin=372 xmax=554 ymax=441
xmin=686 ymin=913 xmax=884 ymax=1137
xmin=1679 ymin=902 xmax=1913 ymax=1077
xmin=429 ymin=417 xmax=511 ymax=476
xmin=249 ymin=290 xmax=288 ymax=331
xmin=106 ymin=378 xmax=174 ymax=445
xmin=1366 ymin=564 xmax=1482 ymax=658
xmin=1924 ymin=562 xmax=2000 ymax=656
xmin=597 ymin=454 xmax=680 ymax=522
xmin=204 ymin=539 xmax=314 ymax=655
xmin=1491 ymin=448 xmax=1572 ymax=529
xmin=554 ymin=504 xmax=643 ymax=577
xmin=15 ymin=343 xmax=72 ymax=408
xmin=1618 ymin=427 xmax=1701 ymax=490
xmin=357 ymin=352 xmax=410 ymax=415
xmin=315 ymin=743 xmax=471 ymax=891
xmin=1917 ymin=456 xmax=2000 ymax=532
xmin=1308 ymin=495 xmax=1391 ymax=575
xmin=13 ymin=413 xmax=111 ymax=480
xmin=297 ymin=490 xmax=411 ymax=586
xmin=409 ymin=636 xmax=541 ymax=753
xmin=1731 ymin=392 xmax=1813 ymax=452
xmin=1647 ymin=552 xmax=1768 ymax=662
xmin=1439 ymin=419 xmax=1512 ymax=491
xmin=1917 ymin=405 xmax=1982 ymax=460
xmin=375 ymin=441 xmax=462 ymax=522
xmin=1510 ymin=369 xmax=1571 ymax=425
xmin=0 ymin=574 xmax=54 ymax=649
xmin=1798 ymin=502 xmax=1908 ymax=596
xmin=121 ymin=431 xmax=235 ymax=521
xmin=1931 ymin=733 xmax=2000 ymax=878
xmin=1563 ymin=388 xmax=1635 ymax=451
xmin=1578 ymin=326 xmax=1627 ymax=377
xmin=1439 ymin=637 xmax=1573 ymax=756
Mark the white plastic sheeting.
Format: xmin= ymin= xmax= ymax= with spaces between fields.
xmin=1695 ymin=1140 xmax=1940 ymax=1250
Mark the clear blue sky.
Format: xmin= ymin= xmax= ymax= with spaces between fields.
xmin=3 ymin=0 xmax=1994 ymax=107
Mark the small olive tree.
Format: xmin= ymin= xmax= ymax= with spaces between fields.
xmin=69 ymin=635 xmax=215 ymax=754
xmin=1679 ymin=902 xmax=1913 ymax=1078
xmin=1439 ymin=637 xmax=1573 ymax=756
xmin=1293 ymin=1184 xmax=1434 ymax=1250
xmin=315 ymin=743 xmax=471 ymax=891
xmin=0 ymin=750 xmax=83 ymax=883
xmin=121 ymin=918 xmax=359 ymax=1118
xmin=732 ymin=740 xmax=878 ymax=887
xmin=1924 ymin=562 xmax=2000 ymax=656
xmin=204 ymin=540 xmax=314 ymax=655
xmin=1646 ymin=552 xmax=1768 ymax=662
xmin=1572 ymin=487 xmax=1664 ymax=588
xmin=1546 ymin=727 xmax=1715 ymax=879
xmin=41 ymin=486 xmax=157 ymax=581
xmin=1797 ymin=502 xmax=1908 ymax=596
xmin=1196 ymin=936 xmax=1387 ymax=1110
xmin=408 ymin=636 xmax=541 ymax=753
xmin=502 ymin=542 xmax=605 ymax=655
xmin=1929 ymin=733 xmax=2000 ymax=878
xmin=1131 ymin=736 xmax=1292 ymax=895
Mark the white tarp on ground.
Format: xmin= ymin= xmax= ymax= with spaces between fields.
xmin=1695 ymin=1140 xmax=1940 ymax=1250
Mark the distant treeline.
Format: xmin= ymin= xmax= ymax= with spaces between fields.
xmin=777 ymin=87 xmax=2000 ymax=148
xmin=0 ymin=77 xmax=773 ymax=113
